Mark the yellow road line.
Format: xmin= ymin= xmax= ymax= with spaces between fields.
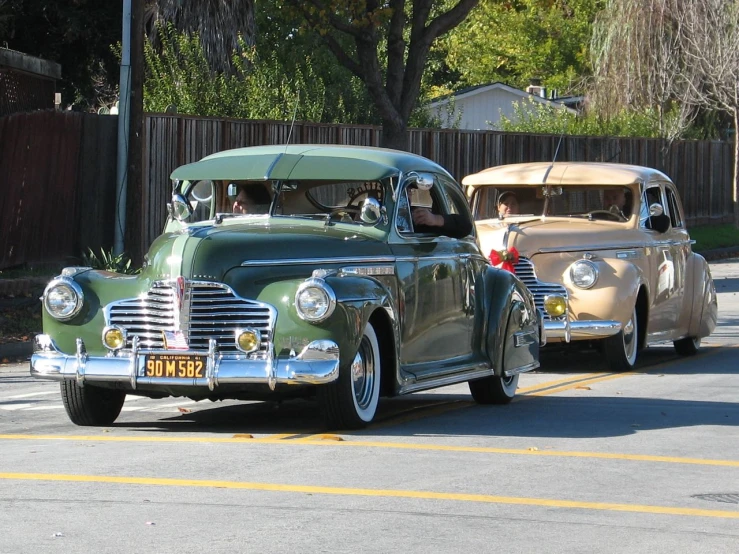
xmin=517 ymin=372 xmax=607 ymax=394
xmin=2 ymin=433 xmax=738 ymax=467
xmin=1 ymin=472 xmax=736 ymax=519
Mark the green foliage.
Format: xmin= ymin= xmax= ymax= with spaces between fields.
xmin=688 ymin=225 xmax=739 ymax=253
xmin=82 ymin=248 xmax=140 ymax=275
xmin=437 ymin=0 xmax=602 ymax=93
xmin=498 ymin=99 xmax=685 ymax=138
xmin=144 ymin=23 xmax=371 ymax=123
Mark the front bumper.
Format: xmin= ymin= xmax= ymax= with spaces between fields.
xmin=30 ymin=334 xmax=340 ymax=391
xmin=544 ymin=319 xmax=622 ymax=342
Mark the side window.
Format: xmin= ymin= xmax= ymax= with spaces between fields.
xmin=396 ymin=187 xmax=414 ymax=233
xmin=439 ymin=177 xmax=474 ymax=238
xmin=665 ymin=187 xmax=684 ymax=228
xmin=640 ymin=185 xmax=664 ymax=227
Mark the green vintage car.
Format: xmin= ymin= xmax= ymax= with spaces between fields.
xmin=31 ymin=144 xmax=542 ymax=429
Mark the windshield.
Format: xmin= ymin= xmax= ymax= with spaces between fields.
xmin=473 ymin=185 xmax=634 ymax=222
xmin=178 ymin=179 xmax=388 ymax=225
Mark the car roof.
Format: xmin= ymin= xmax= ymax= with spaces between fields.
xmin=462 ymin=162 xmax=672 ymax=188
xmin=170 ymin=144 xmax=453 ymax=182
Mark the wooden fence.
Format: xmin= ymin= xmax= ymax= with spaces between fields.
xmin=0 ymin=111 xmax=117 ymax=269
xmin=141 ymin=114 xmax=734 ymax=255
xmin=0 ymin=111 xmax=734 ymax=269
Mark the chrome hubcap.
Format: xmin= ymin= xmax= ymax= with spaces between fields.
xmin=623 ymin=310 xmax=637 ymax=363
xmin=352 ymin=337 xmax=375 ymax=410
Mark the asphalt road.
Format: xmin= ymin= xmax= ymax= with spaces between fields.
xmin=1 ymin=259 xmax=738 ymax=553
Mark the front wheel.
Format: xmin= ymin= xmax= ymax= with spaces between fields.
xmin=469 ymin=373 xmax=519 ymax=404
xmin=60 ymin=381 xmax=126 ymax=426
xmin=603 ymin=306 xmax=638 ymax=372
xmin=674 ymin=336 xmax=700 ymax=356
xmin=319 ymin=322 xmax=382 ymax=429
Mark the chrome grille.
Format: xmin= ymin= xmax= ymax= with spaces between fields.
xmin=513 ymin=257 xmax=568 ymax=321
xmin=106 ymin=281 xmax=276 ymax=356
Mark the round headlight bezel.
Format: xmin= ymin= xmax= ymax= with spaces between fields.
xmin=295 ymin=278 xmax=336 ymax=323
xmin=569 ymin=259 xmax=599 ymax=289
xmin=43 ymin=277 xmax=84 ymax=321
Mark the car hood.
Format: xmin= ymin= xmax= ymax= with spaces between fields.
xmin=475 ymin=217 xmax=640 ymax=258
xmin=146 ymin=219 xmax=390 ymax=282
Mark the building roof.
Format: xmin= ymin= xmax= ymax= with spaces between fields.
xmin=426 ymin=82 xmax=576 ymax=113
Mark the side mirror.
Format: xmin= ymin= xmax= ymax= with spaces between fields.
xmin=171 ymin=194 xmax=193 ymax=222
xmin=359 ymin=197 xmax=382 ymax=225
xmin=407 ymin=172 xmax=435 ymax=191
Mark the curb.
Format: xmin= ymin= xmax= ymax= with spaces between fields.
xmin=0 ymin=340 xmax=33 ymax=362
xmin=701 ymin=246 xmax=739 ymax=261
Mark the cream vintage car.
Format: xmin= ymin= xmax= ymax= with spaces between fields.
xmin=463 ymin=162 xmax=718 ymax=372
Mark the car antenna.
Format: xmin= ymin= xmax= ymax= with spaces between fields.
xmin=285 ymin=88 xmax=300 ymax=150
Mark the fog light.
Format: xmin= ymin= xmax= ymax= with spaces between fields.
xmin=544 ymin=295 xmax=567 ymax=317
xmin=102 ymin=326 xmax=126 ymax=350
xmin=236 ymin=329 xmax=261 ymax=354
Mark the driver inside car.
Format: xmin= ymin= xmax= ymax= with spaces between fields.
xmin=411 ymin=204 xmax=473 ymax=239
xmin=603 ymin=187 xmax=631 ymax=219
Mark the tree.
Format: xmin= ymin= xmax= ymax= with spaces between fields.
xmin=589 ymin=0 xmax=699 ymax=143
xmin=145 ymin=0 xmax=256 ymax=74
xmin=675 ymin=0 xmax=739 ymax=224
xmin=0 ymin=0 xmax=122 ymax=110
xmin=439 ymin=0 xmax=602 ymax=94
xmin=281 ymin=0 xmax=481 ymax=150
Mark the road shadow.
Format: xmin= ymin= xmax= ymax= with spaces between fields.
xmin=114 ymin=344 xmax=739 ymax=438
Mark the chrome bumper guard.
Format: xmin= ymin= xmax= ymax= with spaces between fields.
xmin=545 ymin=320 xmax=621 ymax=342
xmin=30 ymin=334 xmax=340 ymax=391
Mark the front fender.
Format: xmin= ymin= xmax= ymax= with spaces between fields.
xmin=481 ymin=268 xmax=540 ymax=377
xmin=566 ymin=258 xmax=644 ymax=326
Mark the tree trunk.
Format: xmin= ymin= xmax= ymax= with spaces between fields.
xmin=380 ymin=119 xmax=409 ymax=151
xmin=734 ymin=109 xmax=739 ymax=228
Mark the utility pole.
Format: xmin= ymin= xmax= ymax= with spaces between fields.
xmin=113 ymin=0 xmax=144 ymax=262
xmin=127 ymin=0 xmax=145 ymax=264
xmin=113 ymin=0 xmax=131 ymax=256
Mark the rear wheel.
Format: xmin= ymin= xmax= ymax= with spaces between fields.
xmin=674 ymin=336 xmax=700 ymax=356
xmin=603 ymin=306 xmax=638 ymax=372
xmin=469 ymin=373 xmax=519 ymax=404
xmin=319 ymin=322 xmax=381 ymax=429
xmin=60 ymin=381 xmax=126 ymax=426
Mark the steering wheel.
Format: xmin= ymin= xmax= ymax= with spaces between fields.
xmin=588 ymin=209 xmax=627 ymax=222
xmin=328 ymin=205 xmax=361 ymax=222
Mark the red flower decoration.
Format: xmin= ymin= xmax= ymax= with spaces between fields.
xmin=490 ymin=247 xmax=519 ymax=274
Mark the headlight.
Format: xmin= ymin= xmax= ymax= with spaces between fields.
xmin=295 ymin=278 xmax=336 ymax=322
xmin=569 ymin=260 xmax=598 ymax=289
xmin=43 ymin=277 xmax=84 ymax=321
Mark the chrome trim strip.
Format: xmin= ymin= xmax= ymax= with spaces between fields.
xmin=537 ymin=243 xmax=646 ymax=253
xmin=339 ymin=265 xmax=395 ymax=276
xmin=503 ymin=361 xmax=539 ymax=377
xmin=241 ymin=256 xmax=397 ymax=267
xmin=398 ymin=364 xmax=492 ymax=395
xmin=513 ymin=330 xmax=538 ymax=347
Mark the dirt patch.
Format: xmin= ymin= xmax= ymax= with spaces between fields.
xmin=0 ymin=278 xmax=49 ymax=347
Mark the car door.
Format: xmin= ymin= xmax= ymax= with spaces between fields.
xmin=389 ymin=173 xmax=476 ymax=379
xmin=662 ymin=184 xmax=689 ymax=337
xmin=641 ymin=182 xmax=679 ymax=338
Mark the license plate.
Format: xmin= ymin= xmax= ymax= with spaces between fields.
xmin=144 ymin=354 xmax=206 ymax=379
